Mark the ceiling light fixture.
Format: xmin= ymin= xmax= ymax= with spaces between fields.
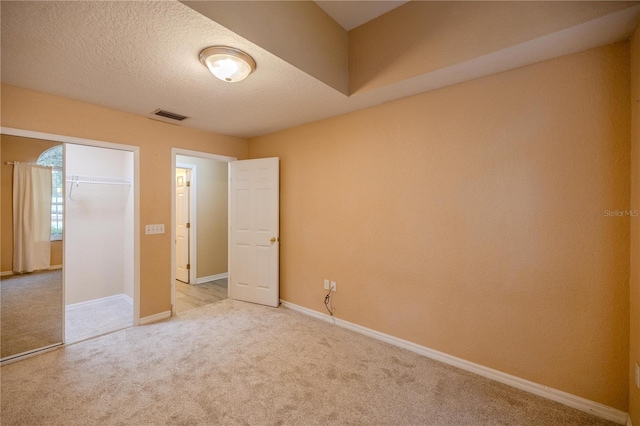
xmin=199 ymin=46 xmax=256 ymax=83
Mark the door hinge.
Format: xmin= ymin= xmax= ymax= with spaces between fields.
xmin=186 ymin=223 xmax=190 ymax=228
xmin=186 ymin=264 xmax=190 ymax=270
xmin=186 ymin=181 xmax=191 ymax=187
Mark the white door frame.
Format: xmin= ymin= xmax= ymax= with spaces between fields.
xmin=175 ymin=163 xmax=196 ymax=285
xmin=170 ymin=148 xmax=236 ymax=316
xmin=1 ymin=126 xmax=141 ymax=330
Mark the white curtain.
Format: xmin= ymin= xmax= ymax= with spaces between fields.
xmin=13 ymin=162 xmax=52 ymax=273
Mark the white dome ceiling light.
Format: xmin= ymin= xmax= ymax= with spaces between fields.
xmin=199 ymin=46 xmax=256 ymax=83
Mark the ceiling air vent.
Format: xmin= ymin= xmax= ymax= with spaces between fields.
xmin=151 ymin=109 xmax=189 ymax=122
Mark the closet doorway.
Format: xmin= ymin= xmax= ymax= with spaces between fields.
xmin=171 ymin=149 xmax=234 ymax=314
xmin=64 ymin=143 xmax=135 ymax=343
xmin=0 ymin=127 xmax=140 ymax=362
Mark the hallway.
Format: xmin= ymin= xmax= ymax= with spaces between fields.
xmin=175 ymin=278 xmax=228 ymax=313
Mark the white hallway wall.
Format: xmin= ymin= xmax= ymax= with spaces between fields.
xmin=65 ymin=144 xmax=134 ymax=305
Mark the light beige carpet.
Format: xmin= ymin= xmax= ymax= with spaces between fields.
xmin=1 ymin=299 xmax=615 ymax=425
xmin=65 ymin=296 xmax=133 ymax=343
xmin=1 ymin=270 xmax=63 ymax=359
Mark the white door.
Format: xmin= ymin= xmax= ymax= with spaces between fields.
xmin=175 ymin=168 xmax=190 ymax=283
xmin=229 ymin=158 xmax=279 ymax=307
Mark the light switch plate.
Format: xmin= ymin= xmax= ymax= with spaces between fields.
xmin=145 ymin=224 xmax=165 ymax=235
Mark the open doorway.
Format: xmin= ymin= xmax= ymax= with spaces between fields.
xmin=171 ymin=150 xmax=235 ymax=315
xmin=64 ymin=143 xmax=135 ymax=342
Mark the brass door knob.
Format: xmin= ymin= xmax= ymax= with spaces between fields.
xmin=270 ymin=237 xmax=278 ymax=244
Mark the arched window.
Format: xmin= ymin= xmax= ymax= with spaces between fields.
xmin=37 ymin=145 xmax=63 ymax=240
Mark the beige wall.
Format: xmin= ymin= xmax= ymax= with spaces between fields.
xmin=176 ymin=155 xmax=228 ymax=279
xmin=249 ymin=43 xmax=631 ymax=410
xmin=629 ymin=22 xmax=640 ymax=426
xmin=1 ymin=135 xmax=63 ymax=272
xmin=1 ymin=84 xmax=247 ymax=317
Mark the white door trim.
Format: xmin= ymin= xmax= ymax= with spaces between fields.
xmin=170 ymin=148 xmax=236 ymax=316
xmin=1 ymin=126 xmax=141 ymax=329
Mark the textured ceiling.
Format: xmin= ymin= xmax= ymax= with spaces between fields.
xmin=2 ymin=1 xmax=639 ymax=139
xmin=1 ymin=1 xmax=346 ymax=137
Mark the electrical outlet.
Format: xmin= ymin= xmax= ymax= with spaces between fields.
xmin=635 ymin=362 xmax=640 ymax=388
xmin=330 ymin=281 xmax=336 ymax=292
xmin=324 ymin=279 xmax=330 ymax=290
xmin=145 ymin=224 xmax=165 ymax=235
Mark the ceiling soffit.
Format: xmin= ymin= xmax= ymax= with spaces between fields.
xmin=183 ymin=1 xmax=640 ymax=98
xmin=349 ymin=1 xmax=640 ymax=94
xmin=314 ymin=1 xmax=409 ymax=31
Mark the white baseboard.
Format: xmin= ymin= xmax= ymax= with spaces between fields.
xmin=66 ymin=294 xmax=131 ymax=311
xmin=196 ymin=272 xmax=228 ymax=284
xmin=139 ymin=310 xmax=171 ymax=325
xmin=280 ymin=300 xmax=628 ymax=425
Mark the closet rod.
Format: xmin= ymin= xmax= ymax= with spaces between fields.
xmin=65 ymin=175 xmax=131 ymax=185
xmin=64 ymin=180 xmax=131 ymax=186
xmin=66 ymin=175 xmax=131 ymax=199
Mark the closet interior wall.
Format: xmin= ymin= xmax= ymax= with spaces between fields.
xmin=65 ymin=144 xmax=134 ymax=305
